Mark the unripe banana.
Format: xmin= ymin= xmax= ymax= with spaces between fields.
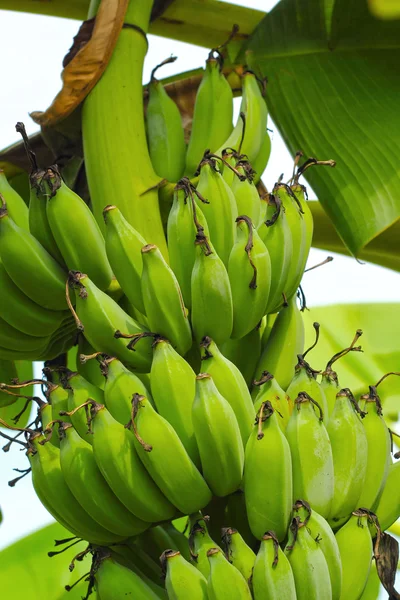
xmin=289 ymin=182 xmax=314 ymax=296
xmin=257 ymin=193 xmax=292 ymax=314
xmin=131 ymin=394 xmax=212 ymax=514
xmin=192 ymin=373 xmax=244 ymax=496
xmin=252 ymin=531 xmax=296 ymax=600
xmin=293 ymin=500 xmax=342 ymax=600
xmin=47 ymin=383 xmax=70 ymax=448
xmin=110 ymin=546 xmax=165 ymax=597
xmin=76 ymin=336 xmax=105 ymax=389
xmin=98 ymin=356 xmax=152 ymax=425
xmin=327 ymin=388 xmax=368 ymax=528
xmin=0 ymin=316 xmax=50 ymax=353
xmin=0 ymin=359 xmax=18 ymax=408
xmin=244 ymin=402 xmax=292 ymax=541
xmin=200 ymin=336 xmax=255 ymax=444
xmin=146 ymin=56 xmax=186 ymax=182
xmin=88 ymin=401 xmax=176 ymax=523
xmin=0 ymin=260 xmax=65 ymax=337
xmin=221 ymin=326 xmax=262 ymax=387
xmin=0 ymin=201 xmax=68 ymax=310
xmin=374 ymin=459 xmax=400 ymax=531
xmin=359 ymin=560 xmax=380 ymax=600
xmin=185 ymin=48 xmax=233 ymax=177
xmin=191 ymin=235 xmax=233 ymax=345
xmin=167 ymin=178 xmax=209 ymax=309
xmin=216 ymin=70 xmax=268 ymax=165
xmin=103 ymin=204 xmax=147 ymax=315
xmin=44 ymin=166 xmax=113 ymax=290
xmin=94 ymin=551 xmax=161 ymax=600
xmin=70 ymin=271 xmax=152 ymax=372
xmin=251 ymin=130 xmax=271 ymax=186
xmin=195 ymin=156 xmax=238 ymax=267
xmin=58 ymin=422 xmax=148 ymax=536
xmin=335 ymin=509 xmax=373 ymax=600
xmin=284 ymin=516 xmax=332 ymax=599
xmin=65 ymin=370 xmax=104 ymax=445
xmin=256 ymin=295 xmax=304 ymax=390
xmin=221 ymin=527 xmax=255 ymax=585
xmin=285 ymin=392 xmax=334 ymax=518
xmin=0 ymin=168 xmax=28 ymax=230
xmin=141 ymin=244 xmax=192 ymax=356
xmin=286 ymin=355 xmax=328 ymax=418
xmin=207 ymin=547 xmax=252 ymax=600
xmin=252 ymin=371 xmax=291 ymax=431
xmin=151 ymin=338 xmax=199 ymax=466
xmin=225 ymin=491 xmax=255 ymax=550
xmin=357 ymin=385 xmax=391 ymax=510
xmin=231 ymin=161 xmax=261 ymax=225
xmin=161 ymin=549 xmax=208 ymax=600
xmin=189 ymin=516 xmax=223 ymax=579
xmin=228 ymin=216 xmax=271 ymax=339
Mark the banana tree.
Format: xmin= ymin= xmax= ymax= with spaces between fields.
xmin=0 ymin=0 xmax=399 ymax=598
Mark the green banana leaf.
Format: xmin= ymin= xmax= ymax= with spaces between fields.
xmin=302 ymin=303 xmax=400 ymax=419
xmin=243 ymin=0 xmax=400 ymax=258
xmin=0 ymin=522 xmax=96 ymax=599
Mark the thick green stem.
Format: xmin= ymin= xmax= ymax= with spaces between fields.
xmin=82 ymin=0 xmax=168 ymax=258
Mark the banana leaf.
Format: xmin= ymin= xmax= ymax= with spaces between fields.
xmin=243 ymin=0 xmax=400 ymax=258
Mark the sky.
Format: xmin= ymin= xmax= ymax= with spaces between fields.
xmin=0 ymin=2 xmax=398 ymax=595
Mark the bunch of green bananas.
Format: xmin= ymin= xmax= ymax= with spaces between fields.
xmin=0 ymin=2 xmax=398 ymax=598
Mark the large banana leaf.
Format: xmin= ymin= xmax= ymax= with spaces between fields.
xmin=243 ymin=0 xmax=400 ymax=258
xmin=0 ymin=522 xmax=96 ymax=599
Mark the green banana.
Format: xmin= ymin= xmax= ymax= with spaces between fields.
xmin=65 ymin=370 xmax=104 ymax=444
xmin=47 ymin=383 xmax=70 ymax=448
xmin=130 ymin=394 xmax=212 ymax=514
xmin=195 ymin=156 xmax=238 ymax=267
xmin=216 ymin=70 xmax=268 ymax=165
xmin=136 ymin=524 xmax=184 ymax=565
xmin=321 ymin=329 xmax=363 ymax=422
xmin=70 ymin=271 xmax=153 ymax=372
xmin=231 ymin=161 xmax=262 ymax=225
xmin=150 ymin=338 xmax=200 ymax=466
xmin=82 ymin=0 xmax=168 ymax=257
xmin=191 ymin=235 xmax=233 ymax=345
xmin=0 ymin=168 xmax=28 ymax=230
xmin=146 ymin=56 xmax=186 ymax=182
xmin=335 ymin=509 xmax=373 ymax=600
xmin=97 ymin=355 xmax=152 ymax=425
xmin=257 ymin=193 xmax=292 ymax=314
xmin=0 ymin=316 xmax=50 ymax=353
xmin=76 ymin=336 xmax=105 ymax=389
xmin=200 ymin=336 xmax=255 ymax=444
xmin=225 ymin=491 xmax=256 ymax=550
xmin=359 ymin=560 xmax=380 ymax=600
xmin=255 ymin=295 xmax=304 ymax=390
xmin=0 ymin=201 xmax=68 ymax=310
xmin=28 ymin=434 xmax=125 ymax=544
xmin=357 ymin=385 xmax=391 ymax=510
xmin=375 ymin=459 xmax=400 ymax=531
xmin=141 ymin=244 xmax=192 ymax=356
xmin=192 ymin=373 xmax=244 ymax=497
xmin=251 ymin=130 xmax=271 ymax=186
xmin=284 ymin=516 xmax=332 ymax=599
xmin=185 ymin=49 xmax=233 ymax=177
xmin=111 ymin=546 xmax=166 ymax=598
xmin=93 ymin=551 xmax=160 ymax=600
xmin=44 ymin=166 xmax=113 ymax=291
xmin=86 ymin=401 xmax=176 ymax=523
xmin=244 ymin=402 xmax=292 ymax=542
xmin=274 ymin=182 xmax=308 ymax=303
xmin=228 ymin=216 xmax=271 ymax=339
xmin=293 ymin=500 xmax=342 ymax=600
xmin=161 ymin=549 xmax=209 ymax=600
xmin=167 ymin=178 xmax=209 ymax=310
xmin=289 ymin=182 xmax=314 ymax=297
xmin=162 ymin=522 xmax=193 ymax=562
xmin=0 ymin=359 xmax=18 ymax=408
xmin=221 ymin=527 xmax=255 ymax=585
xmin=189 ymin=516 xmax=223 ymax=579
xmin=327 ymin=388 xmax=368 ymax=528
xmin=286 ymin=355 xmax=329 ymax=419
xmin=103 ymin=204 xmax=147 ymax=315
xmin=285 ymin=392 xmax=334 ymax=518
xmin=252 ymin=531 xmax=297 ymax=600
xmin=58 ymin=421 xmax=148 ymax=536
xmin=220 ymin=325 xmax=262 ymax=387
xmin=207 ymin=547 xmax=252 ymax=600
xmin=252 ymin=371 xmax=291 ymax=431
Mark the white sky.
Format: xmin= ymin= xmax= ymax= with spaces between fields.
xmin=0 ymin=4 xmax=398 ymax=596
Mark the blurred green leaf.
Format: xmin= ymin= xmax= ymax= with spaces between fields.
xmin=303 ymin=303 xmax=400 ymax=415
xmin=244 ymin=0 xmax=400 ymax=257
xmin=0 ymin=522 xmax=95 ymax=599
